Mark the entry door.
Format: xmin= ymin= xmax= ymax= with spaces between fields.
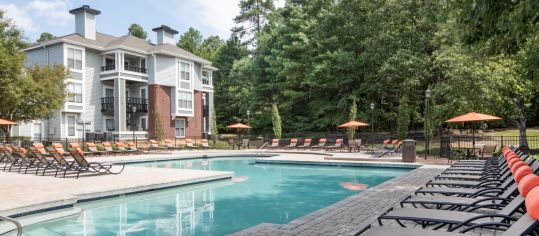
xmin=105 ymin=88 xmax=114 ymax=98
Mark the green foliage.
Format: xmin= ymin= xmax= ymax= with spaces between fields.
xmin=153 ymin=109 xmax=164 ymax=141
xmin=233 ymin=0 xmax=276 ymax=45
xmin=347 ymin=99 xmax=357 ymax=140
xmin=271 ymin=103 xmax=281 ymax=138
xmin=198 ymin=36 xmax=224 ymax=61
xmin=210 ymin=109 xmax=218 ymax=144
xmin=396 ymin=96 xmax=410 ymax=140
xmin=36 ymin=32 xmax=55 ymax=43
xmin=177 ymin=27 xmax=203 ymax=54
xmin=128 ymin=23 xmax=147 ymax=39
xmin=0 ymin=12 xmax=69 ymax=137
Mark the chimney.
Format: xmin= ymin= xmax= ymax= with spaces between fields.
xmin=152 ymin=25 xmax=178 ymax=45
xmin=69 ymin=5 xmax=101 ymax=40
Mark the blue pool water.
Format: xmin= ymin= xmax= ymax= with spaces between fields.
xmin=20 ymin=157 xmax=412 ymax=235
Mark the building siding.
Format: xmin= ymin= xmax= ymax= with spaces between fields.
xmin=154 ymin=55 xmax=176 ymax=86
xmin=148 ymin=85 xmax=175 ymax=139
xmin=82 ymin=49 xmax=104 ymax=133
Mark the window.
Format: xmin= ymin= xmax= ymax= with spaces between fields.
xmin=67 ymin=116 xmax=76 ymax=137
xmin=140 ymin=88 xmax=147 ymax=99
xmin=141 ymin=59 xmax=146 ymax=69
xmin=140 ymin=117 xmax=147 ymax=131
xmin=11 ymin=125 xmax=19 ymax=136
xmin=175 ymin=119 xmax=185 ymax=137
xmin=33 ymin=123 xmax=42 ymax=140
xmin=67 ymin=83 xmax=83 ymax=103
xmin=67 ymin=48 xmax=82 ymax=70
xmin=202 ymin=71 xmax=211 ymax=85
xmin=105 ymin=118 xmax=114 ymax=131
xmin=180 ymin=62 xmax=191 ymax=81
xmin=177 ymin=91 xmax=193 ymax=109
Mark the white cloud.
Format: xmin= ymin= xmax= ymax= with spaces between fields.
xmin=27 ymin=0 xmax=71 ymax=25
xmin=0 ymin=3 xmax=35 ymax=32
xmin=0 ymin=0 xmax=71 ymax=33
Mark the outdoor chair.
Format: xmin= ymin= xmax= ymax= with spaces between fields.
xmin=85 ymin=143 xmax=107 ymax=156
xmin=268 ymin=139 xmax=280 ymax=149
xmin=284 ymin=139 xmax=298 ymax=149
xmin=311 ymin=138 xmax=326 ymax=150
xmin=28 ymin=147 xmax=57 ymax=176
xmin=127 ymin=142 xmax=144 ymax=154
xmin=240 ymin=139 xmax=250 ymax=149
xmin=32 ymin=143 xmax=50 ymax=156
xmin=325 ymin=139 xmax=343 ymax=152
xmin=46 ymin=147 xmax=79 ymax=178
xmin=296 ymin=138 xmax=312 ymax=149
xmin=102 ymin=142 xmax=124 ymax=155
xmin=115 ymin=142 xmax=136 ymax=154
xmin=148 ymin=139 xmax=166 ymax=151
xmin=185 ymin=139 xmax=199 ymax=150
xmin=480 ymin=144 xmax=497 ymax=160
xmin=347 ymin=140 xmax=359 ymax=152
xmin=164 ymin=139 xmax=182 ymax=150
xmin=201 ymin=139 xmax=213 ymax=149
xmin=68 ymin=148 xmax=125 ymax=179
xmin=52 ymin=143 xmax=71 ymax=156
xmin=69 ymin=143 xmax=87 ymax=156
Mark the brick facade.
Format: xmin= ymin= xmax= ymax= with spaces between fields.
xmin=149 ymin=85 xmax=203 ymax=139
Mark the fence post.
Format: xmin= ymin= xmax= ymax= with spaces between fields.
xmin=500 ymin=136 xmax=504 ymax=149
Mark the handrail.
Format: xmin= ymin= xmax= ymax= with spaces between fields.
xmin=257 ymin=142 xmax=269 ymax=155
xmin=0 ymin=215 xmax=22 ymax=236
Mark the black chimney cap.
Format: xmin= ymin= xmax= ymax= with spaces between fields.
xmin=152 ymin=25 xmax=179 ymax=35
xmin=69 ymin=5 xmax=101 ymax=15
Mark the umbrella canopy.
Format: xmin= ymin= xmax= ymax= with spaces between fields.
xmin=0 ymin=119 xmax=17 ymax=125
xmin=445 ymin=112 xmax=502 ymax=123
xmin=338 ymin=121 xmax=369 ymax=128
xmin=226 ymin=123 xmax=252 ymax=129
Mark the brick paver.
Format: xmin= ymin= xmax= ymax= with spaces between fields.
xmin=231 ymin=166 xmax=444 ymax=236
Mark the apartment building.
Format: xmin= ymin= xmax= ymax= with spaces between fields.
xmin=15 ymin=5 xmax=216 ymax=140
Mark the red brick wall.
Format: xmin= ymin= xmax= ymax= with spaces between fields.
xmin=148 ymin=85 xmax=175 ymax=139
xmin=185 ymin=91 xmax=202 ymax=137
xmin=149 ymin=86 xmax=203 ymax=139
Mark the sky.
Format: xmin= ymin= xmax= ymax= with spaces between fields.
xmin=0 ymin=0 xmax=285 ymax=42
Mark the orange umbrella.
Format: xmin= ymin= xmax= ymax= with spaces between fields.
xmin=0 ymin=119 xmax=17 ymax=125
xmin=338 ymin=121 xmax=369 ymax=128
xmin=226 ymin=123 xmax=252 ymax=129
xmin=446 ymin=112 xmax=502 ymax=146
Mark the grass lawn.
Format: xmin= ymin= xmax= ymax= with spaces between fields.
xmin=485 ymin=127 xmax=539 ymax=136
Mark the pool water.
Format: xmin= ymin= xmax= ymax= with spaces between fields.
xmin=20 ymin=157 xmax=412 ymax=236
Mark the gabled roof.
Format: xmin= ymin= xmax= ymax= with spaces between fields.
xmin=24 ymin=32 xmax=214 ymax=67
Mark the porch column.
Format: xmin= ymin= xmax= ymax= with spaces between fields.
xmin=114 ymin=78 xmax=126 ymax=132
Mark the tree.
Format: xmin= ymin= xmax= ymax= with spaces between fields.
xmin=271 ymin=103 xmax=281 ymax=138
xmin=36 ymin=32 xmax=55 ymax=43
xmin=198 ymin=36 xmax=224 ymax=61
xmin=396 ymin=96 xmax=410 ymax=140
xmin=0 ymin=12 xmax=69 ymax=139
xmin=127 ymin=23 xmax=147 ymax=39
xmin=177 ymin=27 xmax=203 ymax=54
xmin=233 ymin=0 xmax=276 ymax=45
xmin=153 ymin=109 xmax=164 ymax=141
xmin=347 ymin=99 xmax=357 ymax=141
xmin=210 ymin=109 xmax=218 ymax=144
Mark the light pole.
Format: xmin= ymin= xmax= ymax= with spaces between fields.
xmin=130 ymin=105 xmax=137 ymax=142
xmin=246 ymin=110 xmax=250 ymax=138
xmin=425 ymin=88 xmax=431 ymax=160
xmin=370 ymin=102 xmax=375 ymax=148
xmin=77 ymin=119 xmax=91 ymax=150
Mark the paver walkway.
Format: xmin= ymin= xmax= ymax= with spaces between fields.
xmin=232 ymin=166 xmax=444 ymax=236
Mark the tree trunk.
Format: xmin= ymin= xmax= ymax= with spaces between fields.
xmin=1 ymin=125 xmax=10 ymax=143
xmin=514 ymin=97 xmax=528 ymax=150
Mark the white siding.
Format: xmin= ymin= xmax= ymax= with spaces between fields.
xmin=154 ymin=55 xmax=176 ymax=86
xmin=24 ymin=44 xmax=63 ymax=67
xmin=82 ymin=49 xmax=103 ymax=133
xmin=193 ymin=63 xmax=203 ymax=91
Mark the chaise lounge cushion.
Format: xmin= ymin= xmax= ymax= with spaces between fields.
xmin=526 ymin=187 xmax=539 ymax=219
xmin=519 ymin=175 xmax=539 ymax=197
xmin=515 ymin=166 xmax=533 ymax=183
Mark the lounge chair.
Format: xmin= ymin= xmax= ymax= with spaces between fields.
xmin=377 ymin=172 xmax=539 ymax=233
xmin=116 ymin=142 xmax=136 ymax=154
xmin=149 ymin=139 xmax=166 ymax=151
xmin=325 ymin=139 xmax=343 ymax=151
xmin=68 ymin=148 xmax=125 ymax=179
xmin=296 ymin=139 xmax=312 ymax=149
xmin=185 ymin=139 xmax=199 ymax=149
xmin=28 ymin=147 xmax=57 ymax=175
xmin=0 ymin=144 xmax=24 ymax=171
xmin=164 ymin=139 xmax=182 ymax=150
xmin=46 ymin=147 xmax=79 ymax=178
xmin=52 ymin=143 xmax=71 ymax=156
xmin=85 ymin=143 xmax=107 ymax=156
xmin=102 ymin=142 xmax=124 ymax=155
xmin=268 ymin=139 xmax=280 ymax=150
xmin=480 ymin=144 xmax=497 ymax=160
xmin=284 ymin=139 xmax=298 ymax=149
xmin=240 ymin=139 xmax=250 ymax=149
xmin=311 ymin=138 xmax=326 ymax=150
xmin=69 ymin=143 xmax=87 ymax=156
xmin=126 ymin=142 xmax=144 ymax=154
xmin=201 ymin=139 xmax=213 ymax=149
xmin=32 ymin=143 xmax=50 ymax=156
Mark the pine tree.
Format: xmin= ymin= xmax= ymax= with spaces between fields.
xmin=177 ymin=27 xmax=203 ymax=54
xmin=210 ymin=109 xmax=218 ymax=144
xmin=271 ymin=103 xmax=282 ymax=138
xmin=347 ymin=99 xmax=357 ymax=140
xmin=233 ymin=0 xmax=276 ymax=45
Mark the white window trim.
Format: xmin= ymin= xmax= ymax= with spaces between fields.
xmin=103 ymin=85 xmax=114 ymax=97
xmin=103 ymin=116 xmax=115 ymax=132
xmin=32 ymin=122 xmax=43 ymax=140
xmin=175 ymin=118 xmax=186 ymax=138
xmin=139 ymin=116 xmax=148 ymax=131
xmin=176 ymin=59 xmax=194 ymax=113
xmin=65 ymin=114 xmax=77 ymax=138
xmin=139 ymin=87 xmax=148 ymax=99
xmin=64 ymin=44 xmax=85 ymax=73
xmin=66 ymin=82 xmax=83 ymax=104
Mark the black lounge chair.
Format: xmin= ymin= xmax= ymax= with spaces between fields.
xmin=0 ymin=145 xmax=31 ymax=172
xmin=68 ymin=148 xmax=125 ymax=178
xmin=47 ymin=147 xmax=79 ymax=178
xmin=296 ymin=138 xmax=312 ymax=149
xmin=28 ymin=147 xmax=57 ymax=176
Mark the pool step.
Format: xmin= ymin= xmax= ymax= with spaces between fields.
xmin=0 ymin=207 xmax=81 ymax=235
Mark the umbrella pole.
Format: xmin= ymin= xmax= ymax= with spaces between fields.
xmin=472 ymin=124 xmax=475 ymax=147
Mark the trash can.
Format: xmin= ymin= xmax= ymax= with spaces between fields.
xmin=401 ymin=139 xmax=416 ymax=163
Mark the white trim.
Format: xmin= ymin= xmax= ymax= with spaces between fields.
xmin=139 ymin=116 xmax=148 ymax=131
xmin=103 ymin=116 xmax=115 ymax=132
xmin=174 ymin=118 xmax=186 ymax=138
xmin=103 ymin=85 xmax=114 ymax=97
xmin=139 ymin=87 xmax=148 ymax=99
xmin=64 ymin=44 xmax=85 ymax=73
xmin=65 ymin=114 xmax=77 ymax=138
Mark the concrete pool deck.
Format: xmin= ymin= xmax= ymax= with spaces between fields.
xmin=0 ymin=150 xmax=455 ymax=235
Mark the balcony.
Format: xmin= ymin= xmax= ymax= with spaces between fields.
xmin=101 ymin=64 xmax=115 ymax=72
xmin=124 ymin=65 xmax=147 ymax=74
xmin=203 ymin=105 xmax=209 ymax=117
xmin=202 ymin=78 xmax=211 ymax=85
xmin=100 ymin=97 xmax=148 ymax=113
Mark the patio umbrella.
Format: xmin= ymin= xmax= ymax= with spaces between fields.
xmin=226 ymin=123 xmax=252 ymax=139
xmin=0 ymin=118 xmax=17 ymax=142
xmin=445 ymin=112 xmax=502 ymax=146
xmin=338 ymin=121 xmax=369 ymax=128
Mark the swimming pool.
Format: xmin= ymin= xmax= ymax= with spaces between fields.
xmin=19 ymin=157 xmax=412 ymax=235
